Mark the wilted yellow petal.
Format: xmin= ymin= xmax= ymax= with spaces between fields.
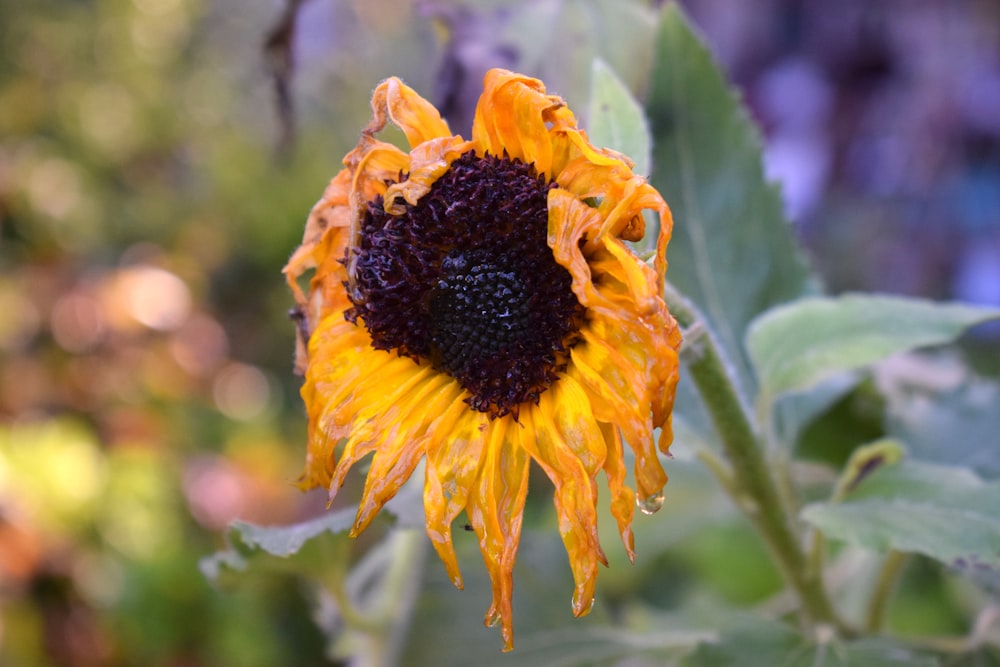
xmin=285 ymin=67 xmax=681 ymax=651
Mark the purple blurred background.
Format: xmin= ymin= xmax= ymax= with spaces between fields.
xmin=683 ymin=0 xmax=1000 ymax=305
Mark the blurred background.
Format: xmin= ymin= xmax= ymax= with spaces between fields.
xmin=1 ymin=0 xmax=998 ymax=665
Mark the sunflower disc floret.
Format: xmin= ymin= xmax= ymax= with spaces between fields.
xmin=284 ymin=69 xmax=682 ymax=651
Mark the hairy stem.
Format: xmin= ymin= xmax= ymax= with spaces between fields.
xmin=320 ymin=527 xmax=428 ymax=667
xmin=865 ymin=550 xmax=907 ymax=633
xmin=664 ymin=282 xmax=845 ymax=632
xmin=367 ymin=528 xmax=428 ymax=666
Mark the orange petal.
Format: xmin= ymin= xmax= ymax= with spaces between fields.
xmin=472 ymin=69 xmax=560 ymax=176
xmin=371 ymin=76 xmax=452 ymax=148
xmin=383 ymin=136 xmax=474 ymax=213
xmin=349 ymin=140 xmax=410 ymax=203
xmin=466 ymin=417 xmax=530 ymax=652
xmin=519 ymin=391 xmax=606 ymax=617
xmin=598 ymin=422 xmax=636 ymax=562
xmin=567 ymin=345 xmax=646 ymax=453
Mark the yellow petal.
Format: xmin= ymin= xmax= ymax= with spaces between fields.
xmin=578 ymin=324 xmax=666 ymax=504
xmin=350 ymin=374 xmax=463 ymax=535
xmin=422 ymin=400 xmax=490 ymax=589
xmin=327 ymin=361 xmax=436 ymax=505
xmin=567 ymin=345 xmax=646 ymax=453
xmin=349 ymin=141 xmax=410 ymax=202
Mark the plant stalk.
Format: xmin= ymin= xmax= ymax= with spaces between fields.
xmin=664 ymin=282 xmax=844 ymax=633
xmin=864 ymin=550 xmax=907 ymax=633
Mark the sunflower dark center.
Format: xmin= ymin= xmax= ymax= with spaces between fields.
xmin=344 ymin=151 xmax=585 ymax=418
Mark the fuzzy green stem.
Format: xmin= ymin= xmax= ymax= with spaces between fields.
xmin=321 ymin=527 xmax=428 ymax=667
xmin=370 ymin=528 xmax=428 ymax=666
xmin=864 ymin=550 xmax=907 ymax=633
xmin=663 ymin=282 xmax=843 ymax=632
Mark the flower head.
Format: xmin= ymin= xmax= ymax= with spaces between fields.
xmin=284 ymin=69 xmax=681 ymax=651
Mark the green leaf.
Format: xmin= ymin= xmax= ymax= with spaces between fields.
xmin=680 ymin=613 xmax=938 ymax=667
xmin=647 ymin=4 xmax=818 ymax=396
xmin=200 ymin=508 xmax=357 ymax=581
xmin=430 ymin=0 xmax=658 ymax=119
xmin=746 ymin=293 xmax=1000 ymax=401
xmin=504 ymin=0 xmax=658 ymax=107
xmin=792 ymin=378 xmax=886 ymax=464
xmin=474 ymin=626 xmax=710 ymax=667
xmin=802 ymin=460 xmax=1000 ymax=570
xmin=776 ymin=373 xmax=863 ymax=450
xmin=200 ymin=467 xmax=426 ymax=582
xmin=227 ymin=508 xmax=356 ymax=558
xmin=587 ymin=58 xmax=651 ymax=176
xmin=881 ymin=357 xmax=1000 ymax=479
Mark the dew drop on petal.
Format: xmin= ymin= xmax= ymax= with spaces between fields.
xmin=637 ymin=492 xmax=665 ymax=515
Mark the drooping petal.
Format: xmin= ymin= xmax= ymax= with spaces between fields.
xmin=466 ymin=417 xmax=530 ymax=652
xmin=298 ymin=316 xmax=390 ymax=489
xmin=422 ymin=399 xmax=490 ymax=589
xmin=598 ymin=422 xmax=636 ymax=561
xmin=351 ymin=373 xmax=463 ymax=535
xmin=567 ymin=342 xmax=647 ymax=458
xmin=326 ymin=359 xmax=437 ymax=502
xmin=284 ymin=169 xmax=355 ymax=369
xmin=519 ymin=386 xmax=607 ymax=617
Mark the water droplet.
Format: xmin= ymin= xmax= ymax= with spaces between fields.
xmin=637 ymin=492 xmax=665 ymax=515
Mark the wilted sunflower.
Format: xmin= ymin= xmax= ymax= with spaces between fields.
xmin=284 ymin=68 xmax=681 ymax=651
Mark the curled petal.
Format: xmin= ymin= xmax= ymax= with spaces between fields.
xmin=371 ymin=76 xmax=452 ymax=148
xmin=472 ymin=69 xmax=562 ymax=176
xmin=422 ymin=400 xmax=490 ymax=589
xmin=384 ymin=136 xmax=474 ymax=212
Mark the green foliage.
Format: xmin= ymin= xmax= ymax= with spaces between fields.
xmin=201 ymin=4 xmax=1000 ymax=664
xmin=746 ymin=293 xmax=1000 ymax=403
xmin=792 ymin=379 xmax=886 ymax=464
xmin=803 ymin=460 xmax=1000 ymax=571
xmin=883 ymin=361 xmax=1000 ymax=479
xmin=587 ymin=59 xmax=653 ymax=177
xmin=682 ymin=617 xmax=939 ymax=667
xmin=647 ymin=4 xmax=819 ymax=398
xmin=200 ymin=508 xmax=357 ymax=580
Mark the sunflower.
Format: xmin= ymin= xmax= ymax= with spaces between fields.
xmin=284 ymin=68 xmax=681 ymax=651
